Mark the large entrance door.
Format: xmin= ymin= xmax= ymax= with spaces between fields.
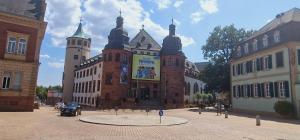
xmin=140 ymin=86 xmax=150 ymax=100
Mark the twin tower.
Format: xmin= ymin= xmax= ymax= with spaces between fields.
xmin=63 ymin=14 xmax=186 ymax=108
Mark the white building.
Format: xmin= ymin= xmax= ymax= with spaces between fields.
xmin=73 ymin=55 xmax=102 ymax=107
xmin=231 ymin=8 xmax=300 ymax=117
xmin=184 ymin=61 xmax=206 ymax=104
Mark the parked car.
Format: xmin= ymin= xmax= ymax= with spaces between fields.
xmin=60 ymin=102 xmax=81 ymax=116
xmin=55 ymin=102 xmax=65 ymax=110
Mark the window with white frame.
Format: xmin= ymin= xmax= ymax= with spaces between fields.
xmin=236 ymin=86 xmax=239 ymax=97
xmin=7 ymin=37 xmax=17 ymax=53
xmin=263 ymin=35 xmax=268 ymax=47
xmin=243 ymin=63 xmax=246 ymax=74
xmin=253 ymin=60 xmax=256 ymax=72
xmin=263 ymin=56 xmax=269 ymax=70
xmin=244 ymin=85 xmax=248 ymax=97
xmin=18 ymin=38 xmax=27 ymax=55
xmin=2 ymin=72 xmax=11 ymax=89
xmin=265 ymin=83 xmax=270 ymax=97
xmin=253 ymin=39 xmax=258 ymax=51
xmin=279 ymin=81 xmax=285 ymax=97
xmin=244 ymin=43 xmax=249 ymax=54
xmin=274 ymin=30 xmax=280 ymax=43
xmin=254 ymin=84 xmax=258 ymax=97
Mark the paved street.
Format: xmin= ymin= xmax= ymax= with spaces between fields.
xmin=0 ymin=107 xmax=300 ymax=140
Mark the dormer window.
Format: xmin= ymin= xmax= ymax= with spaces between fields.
xmin=274 ymin=30 xmax=280 ymax=43
xmin=253 ymin=39 xmax=258 ymax=51
xmin=263 ymin=35 xmax=268 ymax=47
xmin=244 ymin=43 xmax=249 ymax=54
xmin=236 ymin=46 xmax=241 ymax=57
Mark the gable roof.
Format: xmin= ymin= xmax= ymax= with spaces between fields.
xmin=129 ymin=29 xmax=161 ymax=51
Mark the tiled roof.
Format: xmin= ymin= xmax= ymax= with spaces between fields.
xmin=129 ymin=29 xmax=161 ymax=51
xmin=246 ymin=8 xmax=300 ymax=41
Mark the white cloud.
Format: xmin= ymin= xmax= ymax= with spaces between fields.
xmin=45 ymin=0 xmax=194 ymax=51
xmin=173 ymin=18 xmax=181 ymax=26
xmin=40 ymin=54 xmax=50 ymax=59
xmin=190 ymin=11 xmax=205 ymax=24
xmin=45 ymin=0 xmax=81 ymax=48
xmin=173 ymin=0 xmax=183 ymax=8
xmin=190 ymin=0 xmax=218 ymax=24
xmin=48 ymin=62 xmax=64 ymax=69
xmin=152 ymin=0 xmax=172 ymax=9
xmin=199 ymin=0 xmax=218 ymax=14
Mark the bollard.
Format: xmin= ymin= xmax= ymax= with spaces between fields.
xmin=115 ymin=106 xmax=118 ymax=116
xmin=225 ymin=111 xmax=228 ymax=118
xmin=256 ymin=115 xmax=261 ymax=126
xmin=198 ymin=107 xmax=201 ymax=114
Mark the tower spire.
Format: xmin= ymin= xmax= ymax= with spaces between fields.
xmin=169 ymin=18 xmax=176 ymax=36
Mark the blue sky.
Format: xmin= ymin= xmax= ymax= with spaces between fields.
xmin=38 ymin=0 xmax=300 ymax=86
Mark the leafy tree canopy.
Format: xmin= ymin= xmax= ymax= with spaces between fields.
xmin=200 ymin=25 xmax=254 ymax=93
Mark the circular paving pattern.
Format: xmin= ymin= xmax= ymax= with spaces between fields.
xmin=79 ymin=115 xmax=188 ymax=126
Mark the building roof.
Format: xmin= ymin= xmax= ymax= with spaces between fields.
xmin=76 ymin=54 xmax=102 ymax=70
xmin=246 ymin=8 xmax=300 ymax=41
xmin=70 ymin=22 xmax=90 ymax=39
xmin=185 ymin=60 xmax=200 ymax=72
xmin=0 ymin=0 xmax=46 ymax=20
xmin=194 ymin=62 xmax=209 ymax=72
xmin=129 ymin=29 xmax=161 ymax=51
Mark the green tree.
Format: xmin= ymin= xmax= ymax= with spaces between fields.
xmin=36 ymin=86 xmax=48 ymax=101
xmin=200 ymin=25 xmax=254 ymax=93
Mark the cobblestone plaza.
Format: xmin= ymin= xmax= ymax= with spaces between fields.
xmin=0 ymin=107 xmax=300 ymax=140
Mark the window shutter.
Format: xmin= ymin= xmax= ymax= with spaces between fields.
xmin=268 ymin=55 xmax=272 ymax=69
xmin=256 ymin=58 xmax=260 ymax=71
xmin=274 ymin=82 xmax=278 ymax=97
xmin=247 ymin=84 xmax=251 ymax=97
xmin=269 ymin=82 xmax=274 ymax=97
xmin=257 ymin=84 xmax=261 ymax=97
xmin=233 ymin=86 xmax=236 ymax=97
xmin=238 ymin=85 xmax=241 ymax=97
xmin=241 ymin=85 xmax=244 ymax=97
xmin=250 ymin=84 xmax=254 ymax=97
xmin=284 ymin=81 xmax=290 ymax=98
xmin=261 ymin=83 xmax=265 ymax=97
xmin=297 ymin=49 xmax=300 ymax=65
xmin=232 ymin=65 xmax=235 ymax=76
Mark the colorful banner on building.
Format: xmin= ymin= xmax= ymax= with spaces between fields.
xmin=120 ymin=63 xmax=129 ymax=84
xmin=132 ymin=54 xmax=160 ymax=81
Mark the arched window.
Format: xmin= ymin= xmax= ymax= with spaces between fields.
xmin=244 ymin=43 xmax=249 ymax=54
xmin=115 ymin=53 xmax=120 ymax=62
xmin=194 ymin=83 xmax=199 ymax=94
xmin=185 ymin=82 xmax=191 ymax=95
xmin=108 ymin=53 xmax=112 ymax=61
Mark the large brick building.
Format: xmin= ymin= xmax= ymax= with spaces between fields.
xmin=231 ymin=8 xmax=300 ymax=117
xmin=64 ymin=14 xmax=205 ymax=108
xmin=0 ymin=0 xmax=47 ymax=111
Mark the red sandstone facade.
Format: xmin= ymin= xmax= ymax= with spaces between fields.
xmin=0 ymin=1 xmax=47 ymax=111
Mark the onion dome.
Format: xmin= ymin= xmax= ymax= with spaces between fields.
xmin=105 ymin=12 xmax=130 ymax=49
xmin=161 ymin=19 xmax=183 ymax=55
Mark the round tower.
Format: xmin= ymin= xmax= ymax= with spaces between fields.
xmin=62 ymin=21 xmax=91 ymax=103
xmin=160 ymin=19 xmax=186 ymax=108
